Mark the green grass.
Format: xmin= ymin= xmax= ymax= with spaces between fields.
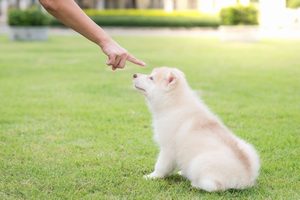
xmin=0 ymin=35 xmax=299 ymax=199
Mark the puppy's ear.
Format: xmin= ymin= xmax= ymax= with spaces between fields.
xmin=166 ymin=71 xmax=178 ymax=87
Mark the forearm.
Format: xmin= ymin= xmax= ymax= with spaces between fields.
xmin=39 ymin=0 xmax=110 ymax=47
xmin=39 ymin=0 xmax=145 ymax=69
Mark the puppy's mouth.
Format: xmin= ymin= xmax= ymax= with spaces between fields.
xmin=135 ymin=85 xmax=146 ymax=93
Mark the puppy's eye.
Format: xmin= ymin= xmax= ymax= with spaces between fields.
xmin=149 ymin=76 xmax=154 ymax=81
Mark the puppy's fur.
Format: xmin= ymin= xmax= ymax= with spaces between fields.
xmin=133 ymin=67 xmax=260 ymax=192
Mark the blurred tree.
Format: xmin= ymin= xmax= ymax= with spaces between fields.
xmin=125 ymin=0 xmax=137 ymax=8
xmin=287 ymin=0 xmax=300 ymax=8
xmin=76 ymin=0 xmax=84 ymax=7
xmin=30 ymin=0 xmax=35 ymax=6
xmin=16 ymin=0 xmax=20 ymax=8
xmin=76 ymin=0 xmax=92 ymax=8
xmin=132 ymin=0 xmax=137 ymax=8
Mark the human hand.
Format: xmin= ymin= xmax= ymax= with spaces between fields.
xmin=99 ymin=38 xmax=146 ymax=71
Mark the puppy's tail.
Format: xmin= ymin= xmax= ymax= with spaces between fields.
xmin=238 ymin=139 xmax=260 ymax=184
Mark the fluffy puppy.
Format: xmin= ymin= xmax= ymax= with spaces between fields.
xmin=133 ymin=67 xmax=260 ymax=192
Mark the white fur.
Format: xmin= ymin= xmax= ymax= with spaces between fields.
xmin=133 ymin=67 xmax=260 ymax=192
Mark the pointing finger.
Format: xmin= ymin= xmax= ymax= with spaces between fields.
xmin=127 ymin=54 xmax=146 ymax=67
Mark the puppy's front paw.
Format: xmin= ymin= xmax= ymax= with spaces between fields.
xmin=143 ymin=172 xmax=163 ymax=180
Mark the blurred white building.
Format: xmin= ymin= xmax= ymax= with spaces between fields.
xmin=1 ymin=0 xmax=299 ymax=30
xmin=198 ymin=0 xmax=250 ymax=14
xmin=0 ymin=0 xmax=249 ymax=14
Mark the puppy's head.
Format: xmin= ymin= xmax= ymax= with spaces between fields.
xmin=132 ymin=67 xmax=185 ymax=99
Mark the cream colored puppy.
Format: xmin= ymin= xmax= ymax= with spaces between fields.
xmin=133 ymin=67 xmax=260 ymax=192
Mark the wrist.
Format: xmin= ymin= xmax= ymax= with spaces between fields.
xmin=96 ymin=32 xmax=112 ymax=48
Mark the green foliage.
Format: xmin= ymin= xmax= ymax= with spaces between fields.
xmin=220 ymin=5 xmax=258 ymax=25
xmin=50 ymin=9 xmax=220 ymax=27
xmin=287 ymin=0 xmax=300 ymax=8
xmin=84 ymin=9 xmax=214 ymax=18
xmin=8 ymin=7 xmax=50 ymax=26
xmin=91 ymin=16 xmax=220 ymax=27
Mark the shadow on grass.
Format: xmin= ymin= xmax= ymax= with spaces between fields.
xmin=164 ymin=174 xmax=187 ymax=183
xmin=163 ymin=174 xmax=259 ymax=197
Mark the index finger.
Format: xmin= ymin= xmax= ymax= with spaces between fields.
xmin=127 ymin=54 xmax=146 ymax=67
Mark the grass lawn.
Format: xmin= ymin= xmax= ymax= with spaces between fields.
xmin=0 ymin=35 xmax=299 ymax=199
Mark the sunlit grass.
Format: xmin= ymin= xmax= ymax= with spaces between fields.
xmin=0 ymin=35 xmax=299 ymax=199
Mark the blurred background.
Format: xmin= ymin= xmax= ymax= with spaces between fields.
xmin=0 ymin=0 xmax=300 ymax=39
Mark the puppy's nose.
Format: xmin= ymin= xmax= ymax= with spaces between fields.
xmin=133 ymin=74 xmax=138 ymax=79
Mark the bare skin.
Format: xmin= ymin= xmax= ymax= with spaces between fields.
xmin=39 ymin=0 xmax=146 ymax=70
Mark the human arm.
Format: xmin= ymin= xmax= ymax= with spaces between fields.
xmin=39 ymin=0 xmax=146 ymax=70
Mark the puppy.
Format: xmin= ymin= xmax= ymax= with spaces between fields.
xmin=133 ymin=67 xmax=260 ymax=192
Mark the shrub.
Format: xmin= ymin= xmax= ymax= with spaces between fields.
xmin=85 ymin=9 xmax=214 ymax=18
xmin=287 ymin=0 xmax=300 ymax=8
xmin=90 ymin=16 xmax=219 ymax=27
xmin=8 ymin=7 xmax=50 ymax=26
xmin=220 ymin=5 xmax=258 ymax=25
xmin=50 ymin=9 xmax=220 ymax=28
